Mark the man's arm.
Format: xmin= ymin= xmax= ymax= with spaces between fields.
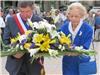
xmin=3 ymin=17 xmax=24 ymax=59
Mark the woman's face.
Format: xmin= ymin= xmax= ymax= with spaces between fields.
xmin=67 ymin=8 xmax=82 ymax=25
xmin=19 ymin=6 xmax=33 ymax=21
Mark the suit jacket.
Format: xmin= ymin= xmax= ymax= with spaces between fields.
xmin=3 ymin=13 xmax=43 ymax=75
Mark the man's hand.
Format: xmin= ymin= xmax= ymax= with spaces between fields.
xmin=13 ymin=52 xmax=25 ymax=59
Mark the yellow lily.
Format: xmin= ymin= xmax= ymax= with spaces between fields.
xmin=39 ymin=40 xmax=50 ymax=52
xmin=59 ymin=34 xmax=71 ymax=46
xmin=10 ymin=38 xmax=17 ymax=44
xmin=25 ymin=30 xmax=32 ymax=35
xmin=33 ymin=34 xmax=44 ymax=44
xmin=24 ymin=43 xmax=32 ymax=49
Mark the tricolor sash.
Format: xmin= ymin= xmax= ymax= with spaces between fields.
xmin=13 ymin=13 xmax=28 ymax=35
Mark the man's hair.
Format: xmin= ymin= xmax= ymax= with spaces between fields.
xmin=18 ymin=1 xmax=34 ymax=9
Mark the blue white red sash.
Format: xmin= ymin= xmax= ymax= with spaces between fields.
xmin=13 ymin=13 xmax=28 ymax=35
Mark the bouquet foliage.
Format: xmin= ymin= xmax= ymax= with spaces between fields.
xmin=0 ymin=19 xmax=96 ymax=59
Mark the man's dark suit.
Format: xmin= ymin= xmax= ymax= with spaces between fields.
xmin=3 ymin=13 xmax=44 ymax=75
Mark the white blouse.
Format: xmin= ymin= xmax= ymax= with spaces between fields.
xmin=68 ymin=19 xmax=83 ymax=41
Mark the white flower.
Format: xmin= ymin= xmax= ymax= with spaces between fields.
xmin=47 ymin=24 xmax=56 ymax=33
xmin=32 ymin=34 xmax=38 ymax=43
xmin=58 ymin=45 xmax=65 ymax=51
xmin=28 ymin=48 xmax=40 ymax=56
xmin=50 ymin=30 xmax=58 ymax=39
xmin=18 ymin=34 xmax=27 ymax=43
xmin=74 ymin=46 xmax=83 ymax=50
xmin=20 ymin=45 xmax=24 ymax=50
xmin=58 ymin=45 xmax=62 ymax=49
xmin=61 ymin=46 xmax=65 ymax=51
xmin=57 ymin=31 xmax=65 ymax=39
xmin=40 ymin=21 xmax=50 ymax=29
xmin=27 ymin=19 xmax=36 ymax=30
xmin=38 ymin=21 xmax=46 ymax=29
xmin=33 ymin=22 xmax=39 ymax=29
xmin=16 ymin=44 xmax=19 ymax=48
xmin=39 ymin=21 xmax=56 ymax=32
xmin=48 ymin=49 xmax=58 ymax=57
xmin=8 ymin=49 xmax=11 ymax=51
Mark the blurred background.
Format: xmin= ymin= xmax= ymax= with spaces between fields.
xmin=0 ymin=0 xmax=100 ymax=75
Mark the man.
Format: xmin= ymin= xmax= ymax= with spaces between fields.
xmin=5 ymin=8 xmax=15 ymax=22
xmin=0 ymin=7 xmax=5 ymax=35
xmin=0 ymin=7 xmax=6 ymax=50
xmin=3 ymin=1 xmax=44 ymax=75
xmin=94 ymin=10 xmax=100 ymax=41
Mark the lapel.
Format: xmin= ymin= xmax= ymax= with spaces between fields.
xmin=68 ymin=19 xmax=83 ymax=43
xmin=74 ymin=26 xmax=83 ymax=44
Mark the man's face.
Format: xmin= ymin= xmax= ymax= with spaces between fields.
xmin=19 ymin=6 xmax=33 ymax=21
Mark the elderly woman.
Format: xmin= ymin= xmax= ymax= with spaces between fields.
xmin=58 ymin=3 xmax=96 ymax=75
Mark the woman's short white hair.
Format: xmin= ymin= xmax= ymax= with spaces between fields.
xmin=67 ymin=2 xmax=87 ymax=19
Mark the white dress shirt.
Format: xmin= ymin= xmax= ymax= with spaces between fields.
xmin=0 ymin=16 xmax=5 ymax=28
